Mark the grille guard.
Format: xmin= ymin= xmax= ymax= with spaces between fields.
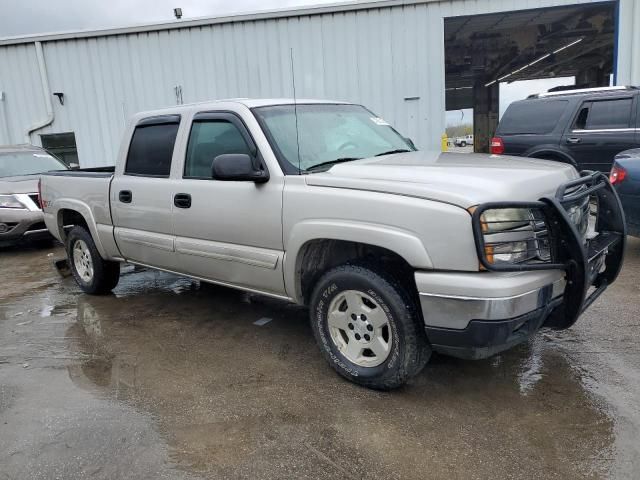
xmin=471 ymin=171 xmax=627 ymax=330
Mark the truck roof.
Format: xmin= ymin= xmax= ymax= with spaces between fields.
xmin=134 ymin=98 xmax=351 ymax=118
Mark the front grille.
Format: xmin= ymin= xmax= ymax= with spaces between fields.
xmin=28 ymin=194 xmax=41 ymax=209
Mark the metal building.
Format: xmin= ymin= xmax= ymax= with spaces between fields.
xmin=0 ymin=0 xmax=638 ymax=167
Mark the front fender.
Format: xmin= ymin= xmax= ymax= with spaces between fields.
xmin=283 ymin=219 xmax=432 ymax=302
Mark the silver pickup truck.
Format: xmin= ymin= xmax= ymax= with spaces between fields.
xmin=40 ymin=99 xmax=627 ymax=389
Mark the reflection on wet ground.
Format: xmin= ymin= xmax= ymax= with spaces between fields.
xmin=1 ymin=240 xmax=639 ymax=479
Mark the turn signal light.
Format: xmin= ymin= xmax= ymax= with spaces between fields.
xmin=490 ymin=137 xmax=504 ymax=155
xmin=609 ymin=164 xmax=627 ymax=185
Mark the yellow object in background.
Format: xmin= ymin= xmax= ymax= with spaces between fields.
xmin=441 ymin=133 xmax=449 ymax=152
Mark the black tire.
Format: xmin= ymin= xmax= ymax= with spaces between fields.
xmin=66 ymin=226 xmax=120 ymax=294
xmin=309 ymin=263 xmax=431 ymax=390
xmin=460 ymin=141 xmax=466 ymax=147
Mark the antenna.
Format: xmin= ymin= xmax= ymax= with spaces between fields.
xmin=290 ymin=48 xmax=301 ymax=172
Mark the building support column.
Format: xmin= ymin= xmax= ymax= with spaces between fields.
xmin=473 ymin=81 xmax=499 ymax=154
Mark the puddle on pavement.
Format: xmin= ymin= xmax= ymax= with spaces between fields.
xmin=3 ymin=244 xmax=636 ymax=479
xmin=52 ymin=270 xmax=615 ymax=480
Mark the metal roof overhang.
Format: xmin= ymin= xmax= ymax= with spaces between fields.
xmin=445 ymin=2 xmax=616 ymax=110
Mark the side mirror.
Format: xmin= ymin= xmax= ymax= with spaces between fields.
xmin=211 ymin=154 xmax=269 ymax=183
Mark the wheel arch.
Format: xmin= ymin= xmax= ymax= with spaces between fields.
xmin=284 ymin=221 xmax=432 ymax=304
xmin=53 ymin=200 xmax=108 ymax=258
xmin=525 ymin=147 xmax=577 ymax=167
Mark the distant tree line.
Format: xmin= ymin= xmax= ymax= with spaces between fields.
xmin=446 ymin=124 xmax=473 ymax=138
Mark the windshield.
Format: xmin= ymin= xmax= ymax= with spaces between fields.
xmin=253 ymin=104 xmax=415 ymax=173
xmin=0 ymin=151 xmax=68 ymax=177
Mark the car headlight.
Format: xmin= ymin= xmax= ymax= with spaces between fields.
xmin=478 ymin=207 xmax=550 ymax=266
xmin=0 ymin=194 xmax=27 ymax=209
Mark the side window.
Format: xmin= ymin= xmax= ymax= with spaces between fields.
xmin=125 ymin=121 xmax=179 ymax=177
xmin=584 ymin=98 xmax=633 ymax=130
xmin=184 ymin=120 xmax=252 ymax=178
xmin=573 ymin=104 xmax=590 ymax=130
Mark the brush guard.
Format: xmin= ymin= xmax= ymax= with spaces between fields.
xmin=472 ymin=171 xmax=626 ymax=330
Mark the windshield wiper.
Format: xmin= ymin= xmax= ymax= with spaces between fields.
xmin=305 ymin=157 xmax=362 ymax=173
xmin=375 ymin=149 xmax=411 ymax=157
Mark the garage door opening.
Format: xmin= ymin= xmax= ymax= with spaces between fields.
xmin=444 ymin=2 xmax=617 ymax=153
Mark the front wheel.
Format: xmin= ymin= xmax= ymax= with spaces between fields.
xmin=67 ymin=226 xmax=120 ymax=294
xmin=309 ymin=264 xmax=431 ymax=390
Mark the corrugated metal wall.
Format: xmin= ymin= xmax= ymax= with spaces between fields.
xmin=0 ymin=0 xmax=637 ymax=167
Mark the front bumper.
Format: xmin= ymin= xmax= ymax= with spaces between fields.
xmin=0 ymin=208 xmax=50 ymax=245
xmin=418 ymin=171 xmax=626 ymax=360
xmin=417 ymin=270 xmax=565 ymax=359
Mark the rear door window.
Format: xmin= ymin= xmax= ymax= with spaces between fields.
xmin=583 ymin=98 xmax=633 ymax=130
xmin=125 ymin=117 xmax=180 ymax=177
xmin=498 ymin=100 xmax=568 ymax=135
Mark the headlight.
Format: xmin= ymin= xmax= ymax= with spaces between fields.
xmin=480 ymin=208 xmax=531 ymax=233
xmin=0 ymin=194 xmax=27 ymax=209
xmin=478 ymin=207 xmax=549 ymax=266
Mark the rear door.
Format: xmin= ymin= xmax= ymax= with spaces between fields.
xmin=171 ymin=110 xmax=286 ymax=296
xmin=562 ymin=96 xmax=637 ymax=172
xmin=110 ymin=115 xmax=182 ymax=270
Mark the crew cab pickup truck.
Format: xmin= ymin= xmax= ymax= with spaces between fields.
xmin=41 ymin=99 xmax=627 ymax=389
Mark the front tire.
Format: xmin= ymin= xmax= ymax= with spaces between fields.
xmin=67 ymin=226 xmax=120 ymax=294
xmin=309 ymin=264 xmax=431 ymax=390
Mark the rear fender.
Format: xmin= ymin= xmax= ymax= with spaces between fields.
xmin=525 ymin=147 xmax=577 ymax=167
xmin=52 ymin=199 xmax=109 ymax=259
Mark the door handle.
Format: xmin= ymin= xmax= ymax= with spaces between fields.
xmin=119 ymin=190 xmax=132 ymax=203
xmin=174 ymin=193 xmax=192 ymax=209
xmin=566 ymin=137 xmax=581 ymax=144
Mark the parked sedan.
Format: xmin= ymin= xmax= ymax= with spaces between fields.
xmin=0 ymin=145 xmax=69 ymax=247
xmin=610 ymin=149 xmax=640 ymax=237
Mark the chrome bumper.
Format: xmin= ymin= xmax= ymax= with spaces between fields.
xmin=0 ymin=208 xmax=49 ymax=244
xmin=416 ymin=270 xmax=565 ymax=330
xmin=416 ymin=270 xmax=566 ymax=359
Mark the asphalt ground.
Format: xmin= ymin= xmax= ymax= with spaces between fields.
xmin=1 ymin=238 xmax=639 ymax=479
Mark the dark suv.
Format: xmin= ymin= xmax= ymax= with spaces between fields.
xmin=491 ymin=86 xmax=640 ymax=172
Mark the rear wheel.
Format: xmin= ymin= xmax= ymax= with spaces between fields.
xmin=67 ymin=226 xmax=120 ymax=294
xmin=460 ymin=141 xmax=467 ymax=147
xmin=309 ymin=263 xmax=431 ymax=390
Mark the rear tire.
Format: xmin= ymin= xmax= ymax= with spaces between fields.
xmin=309 ymin=263 xmax=431 ymax=390
xmin=67 ymin=226 xmax=120 ymax=294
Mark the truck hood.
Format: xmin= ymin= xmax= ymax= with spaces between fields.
xmin=0 ymin=175 xmax=39 ymax=194
xmin=305 ymin=151 xmax=578 ymax=208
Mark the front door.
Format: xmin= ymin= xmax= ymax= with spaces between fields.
xmin=172 ymin=111 xmax=285 ymax=296
xmin=111 ymin=115 xmax=182 ymax=271
xmin=562 ymin=96 xmax=638 ymax=172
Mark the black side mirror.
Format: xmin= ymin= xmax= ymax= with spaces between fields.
xmin=211 ymin=154 xmax=269 ymax=183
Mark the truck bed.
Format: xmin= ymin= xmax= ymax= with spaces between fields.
xmin=40 ymin=167 xmax=116 ymax=247
xmin=43 ymin=166 xmax=115 ymax=178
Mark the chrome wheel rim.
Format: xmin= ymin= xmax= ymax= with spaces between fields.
xmin=327 ymin=290 xmax=392 ymax=367
xmin=73 ymin=240 xmax=94 ymax=283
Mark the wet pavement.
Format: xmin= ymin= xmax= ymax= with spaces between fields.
xmin=1 ymin=239 xmax=639 ymax=479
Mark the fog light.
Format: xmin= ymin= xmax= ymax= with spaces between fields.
xmin=0 ymin=223 xmax=8 ymax=233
